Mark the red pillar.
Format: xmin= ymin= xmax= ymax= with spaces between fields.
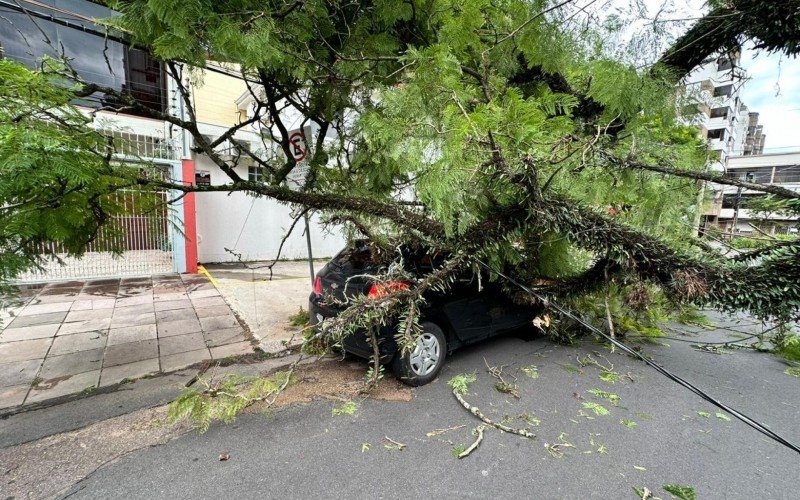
xmin=182 ymin=158 xmax=199 ymax=273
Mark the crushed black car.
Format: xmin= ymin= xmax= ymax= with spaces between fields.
xmin=309 ymin=241 xmax=541 ymax=386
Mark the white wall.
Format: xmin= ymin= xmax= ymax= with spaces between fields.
xmin=193 ymin=156 xmax=346 ymax=263
xmin=728 ymin=151 xmax=800 ymax=169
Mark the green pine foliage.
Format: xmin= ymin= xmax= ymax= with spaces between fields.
xmin=168 ymin=371 xmax=292 ymax=432
xmin=0 ymin=58 xmax=163 ymax=288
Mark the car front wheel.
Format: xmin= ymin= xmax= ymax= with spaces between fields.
xmin=391 ymin=322 xmax=447 ymax=386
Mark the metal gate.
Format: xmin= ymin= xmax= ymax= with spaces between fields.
xmin=14 ymin=166 xmax=175 ymax=283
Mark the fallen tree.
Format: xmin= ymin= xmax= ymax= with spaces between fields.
xmin=2 ymin=1 xmax=799 ymax=361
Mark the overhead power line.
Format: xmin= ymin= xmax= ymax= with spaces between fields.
xmin=475 ymin=258 xmax=800 ymax=456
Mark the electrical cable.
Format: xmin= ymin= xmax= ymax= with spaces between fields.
xmin=474 ymin=258 xmax=800 ymax=455
xmin=626 ymin=333 xmax=761 ymax=345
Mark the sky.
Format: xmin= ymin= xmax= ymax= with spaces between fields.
xmin=738 ymin=49 xmax=800 ymax=152
xmin=616 ymin=0 xmax=800 ymax=152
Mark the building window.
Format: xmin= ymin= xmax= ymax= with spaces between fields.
xmin=248 ymin=166 xmax=266 ymax=183
xmin=717 ymin=57 xmax=733 ymax=71
xmin=726 ymin=167 xmax=772 ymax=184
xmin=707 ymin=128 xmax=725 ymax=140
xmin=713 ymin=85 xmax=733 ymax=98
xmin=773 ymin=165 xmax=800 ymax=184
xmin=709 ymin=107 xmax=728 ymax=119
xmin=0 ymin=1 xmax=166 ymax=116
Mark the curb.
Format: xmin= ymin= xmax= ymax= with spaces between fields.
xmin=0 ymin=348 xmax=303 ymax=419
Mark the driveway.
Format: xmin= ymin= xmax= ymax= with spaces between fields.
xmin=52 ymin=312 xmax=800 ymax=498
xmin=200 ymin=261 xmax=318 ymax=353
xmin=0 ymin=274 xmax=253 ymax=412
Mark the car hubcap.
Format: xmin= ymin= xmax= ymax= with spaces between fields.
xmin=409 ymin=332 xmax=440 ymax=376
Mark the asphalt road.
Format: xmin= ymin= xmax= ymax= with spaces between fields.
xmin=62 ymin=314 xmax=800 ymax=499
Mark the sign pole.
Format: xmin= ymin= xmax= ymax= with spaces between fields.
xmin=304 ymin=213 xmax=315 ymax=285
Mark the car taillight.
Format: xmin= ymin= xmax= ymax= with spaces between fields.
xmin=313 ymin=276 xmax=323 ymax=296
xmin=367 ymin=281 xmax=409 ymax=299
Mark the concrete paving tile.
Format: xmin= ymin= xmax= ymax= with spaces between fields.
xmin=203 ymin=327 xmax=247 ymax=348
xmin=112 ymin=304 xmax=154 ymax=317
xmin=81 ymin=287 xmax=118 ymax=298
xmin=110 ymin=313 xmax=156 ymax=329
xmin=210 ymin=341 xmax=253 ymax=359
xmin=99 ymin=358 xmax=159 ymax=387
xmin=160 ymin=348 xmax=211 ymax=372
xmin=32 ymin=296 xmax=79 ymax=305
xmin=120 ymin=277 xmax=152 ymax=285
xmin=85 ymin=278 xmax=120 ymax=286
xmin=18 ymin=302 xmax=72 ymax=316
xmin=157 ymin=318 xmax=202 ymax=337
xmin=0 ymin=359 xmax=41 ymax=387
xmin=57 ymin=317 xmax=112 ymax=336
xmin=118 ymin=287 xmax=154 ymax=298
xmin=159 ymin=332 xmax=207 ymax=356
xmin=40 ymin=348 xmax=103 ymax=379
xmin=195 ymin=305 xmax=236 ymax=319
xmin=184 ymin=280 xmax=214 ymax=289
xmin=44 ymin=281 xmax=84 ymax=289
xmin=26 ymin=296 xmax=71 ymax=305
xmin=26 ymin=370 xmax=100 ymax=404
xmin=0 ymin=323 xmax=60 ymax=342
xmin=115 ymin=294 xmax=153 ymax=307
xmin=64 ymin=309 xmax=114 ymax=323
xmin=190 ymin=296 xmax=227 ymax=308
xmin=5 ymin=311 xmax=67 ymax=328
xmin=155 ymin=308 xmax=196 ymax=323
xmin=0 ymin=302 xmax=27 ymax=315
xmin=70 ymin=300 xmax=94 ymax=311
xmin=0 ymin=385 xmax=29 ymax=409
xmin=153 ymin=292 xmax=189 ymax=302
xmin=49 ymin=331 xmax=107 ymax=356
xmin=154 ymin=299 xmax=192 ymax=312
xmin=103 ymin=340 xmax=159 ymax=367
xmin=188 ymin=289 xmax=221 ymax=300
xmin=91 ymin=299 xmax=117 ymax=309
xmin=180 ymin=272 xmax=206 ymax=280
xmin=108 ymin=324 xmax=157 ymax=346
xmin=0 ymin=338 xmax=52 ymax=363
xmin=200 ymin=315 xmax=240 ymax=332
xmin=152 ymin=273 xmax=182 ymax=282
xmin=40 ymin=287 xmax=80 ymax=295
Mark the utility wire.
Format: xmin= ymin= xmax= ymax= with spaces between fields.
xmin=474 ymin=258 xmax=800 ymax=456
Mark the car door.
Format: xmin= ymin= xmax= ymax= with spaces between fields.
xmin=440 ymin=274 xmax=493 ymax=344
xmin=486 ymin=283 xmax=537 ymax=334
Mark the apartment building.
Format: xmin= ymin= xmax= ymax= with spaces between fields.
xmin=741 ymin=112 xmax=767 ymax=156
xmin=681 ymin=52 xmax=748 ymax=167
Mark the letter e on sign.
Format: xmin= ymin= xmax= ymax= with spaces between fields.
xmin=289 ymin=131 xmax=307 ymax=162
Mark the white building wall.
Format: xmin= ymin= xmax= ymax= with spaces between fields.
xmin=193 ymin=155 xmax=346 ymax=263
xmin=727 ymin=152 xmax=800 ymax=169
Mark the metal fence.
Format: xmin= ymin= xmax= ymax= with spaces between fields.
xmin=14 ymin=164 xmax=176 ymax=283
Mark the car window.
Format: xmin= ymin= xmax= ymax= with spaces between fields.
xmin=331 ymin=243 xmax=377 ymax=273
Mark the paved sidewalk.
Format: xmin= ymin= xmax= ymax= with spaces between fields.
xmin=202 ymin=261 xmax=318 ymax=354
xmin=0 ymin=274 xmax=254 ymax=411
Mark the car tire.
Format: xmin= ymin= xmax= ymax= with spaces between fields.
xmin=391 ymin=321 xmax=447 ymax=386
